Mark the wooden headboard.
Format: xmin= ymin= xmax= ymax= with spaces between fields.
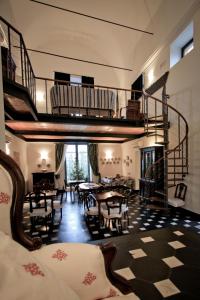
xmin=0 ymin=150 xmax=42 ymax=250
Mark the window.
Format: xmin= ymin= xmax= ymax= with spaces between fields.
xmin=181 ymin=39 xmax=194 ymax=57
xmin=131 ymin=74 xmax=143 ymax=100
xmin=170 ymin=22 xmax=193 ymax=68
xmin=65 ymin=144 xmax=90 ymax=182
xmin=70 ymin=74 xmax=82 ymax=86
xmin=54 ymin=72 xmax=94 ymax=86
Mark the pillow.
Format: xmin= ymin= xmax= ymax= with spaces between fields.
xmin=33 ymin=242 xmax=122 ymax=300
xmin=0 ymin=231 xmax=79 ymax=300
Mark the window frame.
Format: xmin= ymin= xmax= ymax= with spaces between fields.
xmin=181 ymin=38 xmax=194 ymax=58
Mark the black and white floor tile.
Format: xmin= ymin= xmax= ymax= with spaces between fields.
xmin=95 ymin=226 xmax=200 ymax=299
xmin=23 ymin=192 xmax=200 ymax=245
xmin=22 ymin=192 xmax=200 ymax=299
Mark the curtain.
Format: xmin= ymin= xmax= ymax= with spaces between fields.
xmin=88 ymin=144 xmax=101 ymax=182
xmin=55 ymin=143 xmax=66 ymax=188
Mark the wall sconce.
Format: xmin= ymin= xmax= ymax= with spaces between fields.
xmin=36 ymin=91 xmax=45 ymax=103
xmin=105 ymin=150 xmax=113 ymax=160
xmin=37 ymin=150 xmax=50 ymax=172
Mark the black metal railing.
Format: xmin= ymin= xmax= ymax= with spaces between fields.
xmin=34 ymin=76 xmax=144 ymax=119
xmin=0 ymin=16 xmax=36 ymax=104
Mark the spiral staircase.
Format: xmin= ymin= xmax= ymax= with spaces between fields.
xmin=141 ymin=72 xmax=189 ymax=208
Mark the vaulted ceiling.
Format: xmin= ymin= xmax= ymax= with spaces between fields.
xmin=1 ymin=0 xmax=198 ymax=89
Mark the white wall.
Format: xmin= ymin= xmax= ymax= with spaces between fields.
xmin=137 ymin=6 xmax=200 ymax=214
xmin=98 ymin=143 xmax=122 ymax=178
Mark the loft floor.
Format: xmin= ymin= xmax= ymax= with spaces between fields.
xmin=6 ymin=117 xmax=147 ymax=143
xmin=4 ymin=77 xmax=165 ymax=143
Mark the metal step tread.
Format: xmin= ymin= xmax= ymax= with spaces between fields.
xmin=154 ymin=190 xmax=166 ymax=196
xmin=168 ymin=178 xmax=184 ymax=181
xmin=146 ymin=204 xmax=169 ymax=211
xmin=168 ymin=165 xmax=188 ymax=167
xmin=168 ymin=157 xmax=187 ymax=160
xmin=149 ymin=197 xmax=166 ymax=204
xmin=168 ymin=172 xmax=187 ymax=175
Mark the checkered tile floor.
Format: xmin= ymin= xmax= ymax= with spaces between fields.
xmin=23 ymin=192 xmax=200 ymax=245
xmin=22 ymin=192 xmax=200 ymax=299
xmin=95 ymin=227 xmax=200 ymax=299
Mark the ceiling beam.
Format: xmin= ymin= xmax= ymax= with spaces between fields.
xmin=23 ymin=138 xmax=125 ymax=144
xmin=14 ymin=130 xmax=144 ymax=139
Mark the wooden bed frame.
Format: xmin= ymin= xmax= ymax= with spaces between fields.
xmin=0 ymin=149 xmax=131 ymax=294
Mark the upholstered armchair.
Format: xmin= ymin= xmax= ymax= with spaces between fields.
xmin=0 ymin=150 xmax=139 ymax=300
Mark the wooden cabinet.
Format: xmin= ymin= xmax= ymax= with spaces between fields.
xmin=139 ymin=146 xmax=164 ymax=199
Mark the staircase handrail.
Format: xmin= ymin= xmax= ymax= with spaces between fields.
xmin=144 ymin=92 xmax=189 ymax=179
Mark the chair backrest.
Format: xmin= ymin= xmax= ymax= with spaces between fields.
xmin=27 ymin=191 xmax=47 ymax=212
xmin=174 ymin=183 xmax=187 ymax=200
xmin=0 ymin=150 xmax=42 ymax=250
xmin=106 ymin=196 xmax=123 ymax=215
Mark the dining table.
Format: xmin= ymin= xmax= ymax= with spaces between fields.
xmin=68 ymin=180 xmax=85 ymax=193
xmin=78 ymin=182 xmax=102 ymax=203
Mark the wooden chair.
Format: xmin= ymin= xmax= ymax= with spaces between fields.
xmin=101 ymin=196 xmax=124 ymax=231
xmin=27 ymin=191 xmax=53 ymax=231
xmin=52 ymin=189 xmax=65 ymax=219
xmin=84 ymin=194 xmax=99 ymax=219
xmin=168 ymin=183 xmax=187 ymax=207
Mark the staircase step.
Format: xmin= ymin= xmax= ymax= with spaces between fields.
xmin=168 ymin=165 xmax=188 ymax=167
xmin=168 ymin=178 xmax=184 ymax=181
xmin=168 ymin=172 xmax=187 ymax=175
xmin=155 ymin=142 xmax=168 ymax=145
xmin=149 ymin=197 xmax=165 ymax=204
xmin=146 ymin=126 xmax=164 ymax=130
xmin=148 ymin=115 xmax=163 ymax=120
xmin=168 ymin=184 xmax=176 ymax=188
xmin=146 ymin=204 xmax=169 ymax=211
xmin=168 ymin=157 xmax=186 ymax=160
xmin=146 ymin=133 xmax=164 ymax=138
xmin=154 ymin=190 xmax=166 ymax=196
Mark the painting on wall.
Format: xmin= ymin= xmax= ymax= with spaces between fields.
xmin=13 ymin=151 xmax=20 ymax=167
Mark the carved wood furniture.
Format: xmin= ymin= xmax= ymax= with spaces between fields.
xmin=139 ymin=146 xmax=164 ymax=200
xmin=0 ymin=149 xmax=139 ymax=300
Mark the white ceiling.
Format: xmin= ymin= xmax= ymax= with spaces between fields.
xmin=1 ymin=0 xmax=199 ymax=88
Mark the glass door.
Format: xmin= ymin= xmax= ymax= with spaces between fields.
xmin=65 ymin=144 xmax=90 ymax=182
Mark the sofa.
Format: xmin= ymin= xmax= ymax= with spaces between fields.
xmin=0 ymin=150 xmax=139 ymax=300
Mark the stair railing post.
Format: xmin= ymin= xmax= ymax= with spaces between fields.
xmin=162 ymin=85 xmax=169 ymax=208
